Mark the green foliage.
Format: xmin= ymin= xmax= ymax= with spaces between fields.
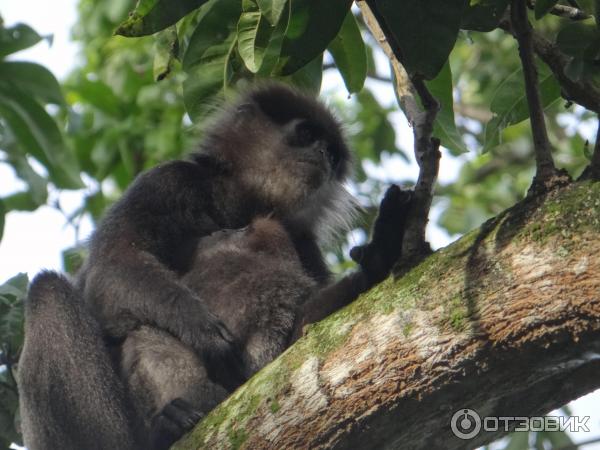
xmin=0 ymin=273 xmax=28 ymax=448
xmin=426 ymin=61 xmax=468 ymax=155
xmin=461 ymin=0 xmax=510 ymax=32
xmin=374 ymin=0 xmax=469 ymax=79
xmin=535 ymin=0 xmax=560 ymax=19
xmin=2 ymin=0 xmax=600 ymax=447
xmin=556 ymin=22 xmax=600 ymax=88
xmin=328 ymin=12 xmax=367 ymax=94
xmin=0 ymin=20 xmax=82 ymax=238
xmin=115 ymin=0 xmax=210 ymax=37
xmin=484 ymin=62 xmax=562 ymax=152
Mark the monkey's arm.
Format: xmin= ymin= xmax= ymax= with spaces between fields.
xmin=83 ymin=162 xmax=247 ymax=389
xmin=292 ymin=185 xmax=412 ymax=341
xmin=290 ymin=271 xmax=367 ymax=342
xmin=86 ymin=246 xmax=247 ymax=390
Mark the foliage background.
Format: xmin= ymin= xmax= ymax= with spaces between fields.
xmin=0 ymin=0 xmax=599 ymax=448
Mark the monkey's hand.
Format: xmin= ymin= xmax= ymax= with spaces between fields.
xmin=350 ymin=185 xmax=412 ymax=287
xmin=176 ymin=303 xmax=248 ymax=391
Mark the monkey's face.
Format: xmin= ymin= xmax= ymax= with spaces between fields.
xmin=221 ymin=85 xmax=351 ymax=214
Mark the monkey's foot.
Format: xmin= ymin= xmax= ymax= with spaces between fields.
xmin=150 ymin=398 xmax=204 ymax=450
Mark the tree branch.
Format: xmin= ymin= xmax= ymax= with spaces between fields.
xmin=527 ymin=0 xmax=592 ymax=20
xmin=173 ymin=180 xmax=600 ymax=450
xmin=500 ymin=19 xmax=600 ymax=114
xmin=356 ymin=1 xmax=420 ymax=125
xmin=400 ymin=77 xmax=440 ymax=269
xmin=510 ymin=0 xmax=559 ymax=188
xmin=357 ymin=0 xmax=441 ymax=269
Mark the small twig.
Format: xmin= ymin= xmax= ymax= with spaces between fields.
xmin=357 ymin=0 xmax=441 ymax=269
xmin=526 ymin=0 xmax=591 ymax=20
xmin=397 ymin=77 xmax=441 ymax=269
xmin=358 ymin=1 xmax=421 ymax=125
xmin=510 ymin=0 xmax=560 ymax=188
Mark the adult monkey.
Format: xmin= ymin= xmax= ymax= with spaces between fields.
xmin=18 ymin=84 xmax=413 ymax=450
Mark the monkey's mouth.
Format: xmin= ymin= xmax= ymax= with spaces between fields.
xmin=297 ymin=158 xmax=325 ymax=169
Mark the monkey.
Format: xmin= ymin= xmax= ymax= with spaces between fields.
xmin=18 ymin=83 xmax=413 ymax=450
xmin=121 ymin=217 xmax=318 ymax=448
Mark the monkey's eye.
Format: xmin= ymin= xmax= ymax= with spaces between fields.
xmin=289 ymin=121 xmax=321 ymax=147
xmin=327 ymin=146 xmax=341 ymax=169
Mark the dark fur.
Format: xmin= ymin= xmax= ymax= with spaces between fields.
xmin=18 ymin=83 xmax=412 ymax=450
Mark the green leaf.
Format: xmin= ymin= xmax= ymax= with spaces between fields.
xmin=153 ymin=26 xmax=179 ymax=80
xmin=0 ymin=273 xmax=28 ymax=297
xmin=3 ymin=191 xmax=41 ymax=211
xmin=0 ymin=23 xmax=42 ymax=58
xmin=328 ymin=12 xmax=367 ymax=94
xmin=280 ymin=52 xmax=323 ymax=93
xmin=3 ymin=148 xmax=48 ymax=207
xmin=483 ymin=63 xmax=561 ymax=151
xmin=257 ymin=0 xmax=288 ymax=25
xmin=535 ymin=0 xmax=559 ymax=19
xmin=116 ymin=0 xmax=209 ymax=37
xmin=556 ymin=22 xmax=600 ymax=84
xmin=70 ymin=78 xmax=123 ymax=117
xmin=0 ymin=61 xmax=65 ymax=105
xmin=556 ymin=22 xmax=599 ymax=58
xmin=62 ymin=246 xmax=88 ymax=274
xmin=425 ymin=61 xmax=468 ymax=155
xmin=0 ymin=84 xmax=83 ymax=189
xmin=0 ymin=272 xmax=27 ymax=352
xmin=374 ymin=0 xmax=469 ymax=79
xmin=237 ymin=0 xmax=276 ymax=73
xmin=182 ymin=0 xmax=241 ymax=120
xmin=278 ymin=0 xmax=352 ymax=75
xmin=461 ymin=0 xmax=510 ymax=32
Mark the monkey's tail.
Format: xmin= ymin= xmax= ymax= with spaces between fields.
xmin=19 ymin=271 xmax=141 ymax=450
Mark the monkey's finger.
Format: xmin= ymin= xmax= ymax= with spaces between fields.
xmin=163 ymin=398 xmax=204 ymax=429
xmin=378 ymin=185 xmax=402 ymax=217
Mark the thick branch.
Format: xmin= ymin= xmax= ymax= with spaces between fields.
xmin=173 ymin=181 xmax=600 ymax=450
xmin=510 ymin=0 xmax=557 ymax=183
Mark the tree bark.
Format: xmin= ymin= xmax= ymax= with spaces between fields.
xmin=173 ymin=181 xmax=600 ymax=450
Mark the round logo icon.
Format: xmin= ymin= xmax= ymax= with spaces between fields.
xmin=451 ymin=408 xmax=481 ymax=440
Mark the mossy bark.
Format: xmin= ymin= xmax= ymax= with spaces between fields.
xmin=173 ymin=181 xmax=600 ymax=450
